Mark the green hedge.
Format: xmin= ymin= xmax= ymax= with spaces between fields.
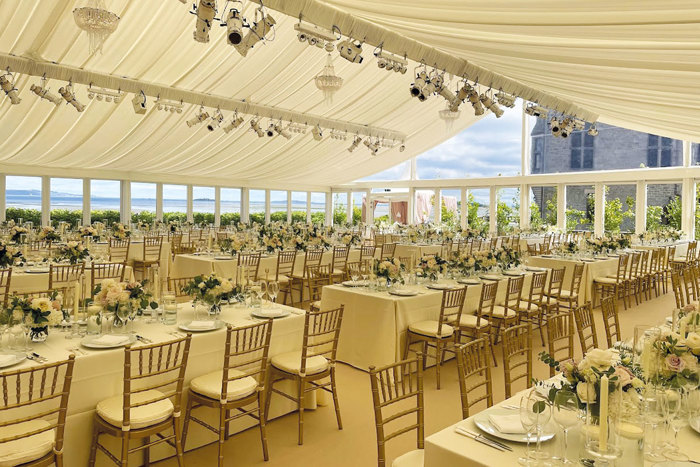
xmin=6 ymin=207 xmax=41 ymax=226
xmin=90 ymin=210 xmax=120 ymax=226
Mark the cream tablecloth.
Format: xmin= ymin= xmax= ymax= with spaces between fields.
xmin=1 ymin=302 xmax=316 ymax=466
xmin=394 ymin=244 xmax=443 ymax=264
xmin=9 ymin=266 xmax=134 ymax=295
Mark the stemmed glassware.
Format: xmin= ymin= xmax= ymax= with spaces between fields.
xmin=661 ymin=388 xmax=690 ymax=461
xmin=552 ymin=389 xmax=579 ymax=465
xmin=267 ymin=281 xmax=279 ymax=304
xmin=350 ymin=269 xmax=359 ymax=284
xmin=519 ymin=388 xmax=551 ymax=465
xmin=643 ymin=386 xmax=667 ymax=462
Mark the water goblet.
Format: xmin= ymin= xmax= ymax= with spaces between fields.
xmin=552 ymin=389 xmax=579 ymax=465
xmin=661 ymin=388 xmax=690 ymax=461
xmin=643 ymin=386 xmax=667 ymax=462
xmin=268 ymin=281 xmax=279 ymax=304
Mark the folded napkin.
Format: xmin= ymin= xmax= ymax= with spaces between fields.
xmin=93 ymin=335 xmax=129 ymax=346
xmin=188 ymin=320 xmax=216 ymax=329
xmin=488 ymin=414 xmax=527 ymax=434
xmin=0 ymin=354 xmax=16 ymax=366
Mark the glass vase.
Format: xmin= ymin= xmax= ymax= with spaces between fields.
xmin=583 ymin=377 xmax=623 ymax=465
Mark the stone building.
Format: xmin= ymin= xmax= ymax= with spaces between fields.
xmin=529 ymin=118 xmax=693 ymax=231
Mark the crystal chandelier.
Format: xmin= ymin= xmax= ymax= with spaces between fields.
xmin=314 ymin=54 xmax=343 ymax=103
xmin=73 ymin=0 xmax=120 ymax=54
xmin=438 ymin=105 xmax=460 ymax=130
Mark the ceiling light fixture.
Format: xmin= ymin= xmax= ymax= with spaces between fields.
xmin=315 ymin=54 xmax=343 ymax=103
xmin=154 ymin=97 xmax=182 ymax=113
xmin=234 ymin=7 xmax=275 ymax=57
xmin=347 ymin=136 xmax=362 ymax=152
xmin=337 ymin=38 xmax=363 ymax=64
xmin=274 ymin=122 xmax=292 ymax=139
xmin=375 ymin=50 xmax=407 ymax=74
xmin=587 ymin=124 xmax=599 ymax=136
xmin=480 ymin=93 xmax=503 ymax=118
xmin=311 ymin=124 xmax=323 ymax=141
xmin=525 ymin=103 xmax=548 ymax=118
xmin=192 ymin=0 xmax=217 ymax=43
xmin=30 ymin=79 xmax=62 ymax=106
xmin=207 ymin=109 xmax=224 ymax=131
xmin=294 ymin=22 xmax=336 ymax=52
xmin=224 ymin=8 xmax=244 ymax=45
xmin=187 ymin=107 xmax=210 ymax=127
xmin=222 ymin=112 xmax=244 ymax=133
xmin=250 ymin=118 xmax=265 ymax=137
xmin=364 ymin=138 xmax=380 ymax=155
xmin=0 ymin=71 xmax=21 ymax=105
xmin=58 ymin=82 xmax=85 ymax=112
xmin=495 ymin=90 xmax=516 ymax=108
xmin=131 ymin=90 xmax=147 ymax=114
xmin=73 ymin=0 xmax=121 ymax=54
xmin=87 ymin=84 xmax=122 ymax=103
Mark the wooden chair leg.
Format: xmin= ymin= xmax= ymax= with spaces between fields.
xmin=88 ymin=426 xmax=99 ymax=467
xmin=435 ymin=340 xmax=442 ymax=390
xmin=174 ymin=418 xmax=185 ymax=467
xmin=120 ymin=433 xmax=130 ymax=467
xmin=330 ymin=368 xmax=343 ymax=430
xmin=55 ymin=452 xmax=64 ymax=467
xmin=218 ymin=406 xmax=226 ymax=467
xmin=258 ymin=394 xmax=270 ymax=461
xmin=181 ymin=397 xmax=193 ymax=449
xmin=264 ymin=379 xmax=274 ymax=429
xmin=297 ymin=378 xmax=305 ymax=445
xmin=143 ymin=436 xmax=150 ymax=466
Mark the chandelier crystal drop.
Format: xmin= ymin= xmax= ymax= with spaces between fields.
xmin=438 ymin=105 xmax=460 ymax=130
xmin=73 ymin=0 xmax=120 ymax=55
xmin=314 ymin=54 xmax=343 ymax=103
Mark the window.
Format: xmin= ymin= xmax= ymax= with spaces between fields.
xmin=249 ymin=190 xmax=265 ymax=224
xmin=332 ymin=193 xmax=347 ymax=225
xmin=693 ymin=143 xmax=700 ymax=166
xmin=570 ymin=132 xmax=594 ymax=170
xmin=311 ymin=192 xmax=326 ymax=224
xmin=646 ymin=183 xmax=682 ymax=232
xmin=50 ymin=178 xmax=82 ymax=227
xmin=270 ymin=190 xmax=287 ymax=222
xmin=220 ymin=188 xmax=241 ymax=226
xmin=91 ymin=180 xmax=120 ymax=225
xmin=441 ymin=189 xmax=461 ymax=228
xmin=566 ymin=185 xmax=594 ymax=231
xmin=497 ymin=187 xmax=520 ymax=234
xmin=531 ymin=137 xmax=544 ymax=173
xmin=292 ymin=192 xmax=307 ymax=223
xmin=162 ymin=184 xmax=187 ymax=223
xmin=529 ymin=186 xmax=557 ymax=229
xmin=193 ymin=186 xmax=215 ymax=225
xmin=647 ymin=135 xmax=673 ymax=167
xmin=6 ymin=176 xmax=42 ymax=225
xmin=131 ymin=182 xmax=156 ymax=224
xmin=466 ymin=188 xmax=489 ymax=234
xmin=603 ymin=184 xmax=635 ymax=233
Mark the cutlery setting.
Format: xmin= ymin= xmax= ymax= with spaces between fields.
xmin=454 ymin=426 xmax=513 ymax=452
xmin=27 ymin=352 xmax=48 ymax=363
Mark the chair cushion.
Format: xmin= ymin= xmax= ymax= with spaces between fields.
xmin=271 ymin=351 xmax=329 ymax=375
xmin=332 ymin=268 xmax=345 ymax=276
xmin=408 ymin=320 xmax=454 ymax=338
xmin=0 ymin=420 xmax=54 ymax=467
xmin=594 ymin=277 xmax=619 ymax=284
xmin=276 ymin=274 xmax=290 ymax=284
xmin=190 ymin=370 xmax=258 ymax=401
xmin=517 ymin=303 xmax=539 ymax=313
xmin=392 ymin=449 xmax=424 ymax=467
xmin=558 ymin=289 xmax=577 ymax=299
xmin=491 ymin=305 xmax=517 ymax=319
xmin=310 ymin=300 xmax=321 ymax=310
xmin=456 ymin=314 xmax=490 ymax=329
xmin=96 ymin=389 xmax=174 ymax=429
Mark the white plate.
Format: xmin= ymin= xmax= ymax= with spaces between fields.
xmin=473 ymin=408 xmax=556 ymax=443
xmin=25 ymin=268 xmax=49 ymax=274
xmin=389 ymin=289 xmax=419 ymax=297
xmin=425 ymin=283 xmax=453 ymax=290
xmin=540 ymin=254 xmax=554 ymax=258
xmin=178 ymin=320 xmax=225 ymax=332
xmin=480 ymin=274 xmax=503 ymax=281
xmin=524 ymin=266 xmax=547 ymax=272
xmin=81 ymin=334 xmax=137 ymax=349
xmin=341 ymin=280 xmax=369 ymax=287
xmin=458 ymin=278 xmax=481 ymax=285
xmin=691 ymin=415 xmax=700 ymax=435
xmin=0 ymin=351 xmax=26 ymax=369
xmin=214 ymin=256 xmax=232 ymax=260
xmin=654 ymin=462 xmax=697 ymax=467
xmin=251 ymin=308 xmax=291 ymax=319
xmin=503 ymin=270 xmax=525 ymax=276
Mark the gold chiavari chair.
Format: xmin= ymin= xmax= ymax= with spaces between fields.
xmin=672 ymin=240 xmax=697 ymax=267
xmin=168 ymin=233 xmax=183 ymax=259
xmin=0 ymin=355 xmax=76 ymax=467
xmin=237 ymin=252 xmax=261 ymax=282
xmin=90 ymin=262 xmax=126 ymax=296
xmin=546 ymin=311 xmax=575 ymax=377
xmin=132 ymin=235 xmax=163 ymax=281
xmin=289 ymin=248 xmax=324 ymax=307
xmin=490 ymin=275 xmax=524 ymax=343
xmin=380 ymin=243 xmax=397 ymax=260
xmin=49 ymin=262 xmax=85 ymax=290
xmin=517 ymin=270 xmax=548 ymax=345
xmin=89 ymin=335 xmax=192 ymax=467
xmin=456 ymin=281 xmax=498 ymax=366
xmin=556 ymin=262 xmax=585 ymax=311
xmin=264 ymin=306 xmax=344 ymax=445
xmin=0 ymin=267 xmax=12 ymax=307
xmin=306 ymin=264 xmax=332 ymax=311
xmin=593 ymin=254 xmax=629 ymax=308
xmin=456 ymin=339 xmax=493 ymax=419
xmin=275 ymin=250 xmax=297 ymax=305
xmin=109 ymin=237 xmax=131 ymax=263
xmin=182 ymin=321 xmax=273 ymax=466
xmin=670 ymin=270 xmax=687 ymax=308
xmin=368 ymin=355 xmax=424 ymax=467
xmin=660 ymin=245 xmax=676 ymax=293
xmin=404 ymin=287 xmax=467 ymax=389
xmin=330 ymin=245 xmax=350 ymax=284
xmin=502 ymin=323 xmax=533 ymax=399
xmin=526 ymin=243 xmax=539 ymax=256
xmin=572 ymin=302 xmax=599 ymax=354
xmin=361 ymin=244 xmax=377 ymax=263
xmin=489 ymin=237 xmax=498 ymax=249
xmin=391 ymin=234 xmax=403 ymax=244
xmin=167 ymin=276 xmax=197 ymax=301
xmin=374 ymin=234 xmax=386 ymax=248
xmin=625 ymin=251 xmax=643 ymax=306
xmin=600 ymin=296 xmax=621 ymax=349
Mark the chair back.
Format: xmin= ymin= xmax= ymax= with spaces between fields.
xmin=120 ymin=335 xmax=192 ymax=430
xmin=475 ymin=281 xmax=498 ymax=328
xmin=167 ymin=276 xmax=196 ymax=300
xmin=665 ymin=245 xmax=676 ymax=269
xmin=300 ymin=306 xmax=344 ymax=375
xmin=306 ymin=264 xmax=332 ymax=304
xmin=687 ymin=241 xmax=697 ymax=261
xmin=627 ymin=251 xmax=642 ymax=280
xmin=526 ymin=244 xmax=538 ymax=256
xmin=391 ymin=235 xmax=403 ymax=244
xmin=455 ymin=339 xmax=493 ymax=419
xmin=572 ymin=302 xmax=599 ymax=353
xmin=524 ymin=271 xmax=548 ymax=310
xmin=360 ymin=245 xmax=377 ymax=262
xmin=276 ymin=250 xmax=297 ymax=280
xmin=436 ymin=287 xmax=467 ymax=336
xmin=143 ymin=235 xmax=164 ymax=262
xmin=237 ymin=252 xmax=261 ymax=282
xmin=368 ymin=355 xmax=423 ymax=467
xmin=380 ymin=243 xmax=396 ymax=260
xmin=569 ymin=263 xmax=585 ymax=297
xmin=600 ymin=296 xmax=621 ymax=348
xmin=502 ymin=323 xmax=532 ymax=398
xmin=614 ymin=254 xmax=630 ymax=282
xmin=90 ymin=262 xmax=126 ymax=295
xmin=0 ymin=268 xmax=12 ymax=307
xmin=109 ymin=237 xmax=131 ymax=263
xmin=546 ymin=311 xmax=575 ymax=377
xmin=374 ymin=235 xmax=385 ymax=247
xmin=27 ymin=240 xmax=52 ymax=252
xmin=0 ymin=356 xmax=76 ymax=461
xmin=301 ymin=248 xmax=324 ymax=274
xmin=505 ymin=275 xmax=524 ymax=310
xmin=220 ymin=321 xmax=272 ymax=400
xmin=331 ymin=245 xmax=350 ymax=272
xmin=639 ymin=250 xmax=651 ymax=275
xmin=49 ymin=262 xmax=85 ymax=289
xmin=547 ymin=267 xmax=565 ymax=298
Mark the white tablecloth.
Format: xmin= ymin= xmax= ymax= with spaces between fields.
xmin=9 ymin=266 xmax=134 ymax=295
xmin=1 ymin=302 xmax=316 ymax=466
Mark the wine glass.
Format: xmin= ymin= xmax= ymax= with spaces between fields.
xmin=661 ymin=388 xmax=690 ymax=461
xmin=116 ymin=306 xmax=130 ymax=334
xmin=552 ymin=389 xmax=579 ymax=465
xmin=519 ymin=393 xmax=537 ymax=465
xmin=350 ymin=268 xmax=360 ymax=284
xmin=520 ymin=388 xmax=551 ymax=464
xmin=643 ymin=386 xmax=667 ymax=462
xmin=267 ymin=281 xmax=279 ymax=303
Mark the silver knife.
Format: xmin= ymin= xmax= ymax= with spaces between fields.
xmin=454 ymin=427 xmax=506 ymax=451
xmin=463 ymin=429 xmax=513 ymax=451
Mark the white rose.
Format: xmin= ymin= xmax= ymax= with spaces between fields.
xmin=685 ymin=332 xmax=700 ymax=355
xmin=577 ymin=382 xmax=597 ymax=404
xmin=579 ymin=348 xmax=614 ymax=372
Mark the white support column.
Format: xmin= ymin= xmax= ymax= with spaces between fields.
xmin=325 ymin=192 xmax=333 ymax=227
xmin=119 ymin=180 xmax=131 ymax=225
xmin=460 ymin=188 xmax=467 ymax=230
xmin=433 ymin=188 xmax=441 ymax=223
xmin=346 ymin=192 xmax=353 ymax=224
xmin=0 ymin=175 xmax=5 ymax=223
xmin=408 ymin=188 xmax=415 ymax=225
xmin=41 ymin=176 xmax=50 ymax=227
xmin=594 ymin=183 xmax=606 ymax=237
xmin=557 ymin=184 xmax=566 ymax=232
xmin=214 ymin=186 xmax=221 ymax=227
xmin=683 ymin=140 xmax=691 ymax=167
xmin=155 ymin=183 xmax=163 ymax=222
xmin=306 ymin=192 xmax=312 ymax=223
xmin=286 ymin=190 xmax=292 ymax=223
xmin=82 ymin=179 xmax=90 ymax=226
xmin=489 ymin=186 xmax=497 ymax=235
xmin=186 ymin=185 xmax=193 ymax=223
xmin=635 ymin=181 xmax=647 ymax=233
xmin=521 ymin=106 xmax=530 ymax=176
xmin=365 ymin=189 xmax=374 ymax=225
xmin=240 ymin=188 xmax=249 ymax=223
xmin=681 ymin=178 xmax=696 ymax=240
xmin=519 ymin=184 xmax=530 ymax=230
xmin=264 ymin=189 xmax=271 ymax=224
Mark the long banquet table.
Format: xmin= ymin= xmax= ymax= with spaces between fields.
xmin=3 ymin=302 xmax=317 ymax=466
xmin=8 ymin=265 xmax=134 ymax=294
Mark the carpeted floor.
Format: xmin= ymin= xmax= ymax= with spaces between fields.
xmin=157 ymin=292 xmax=675 ymax=467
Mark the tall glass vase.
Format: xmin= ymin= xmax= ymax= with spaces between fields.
xmin=584 ymin=377 xmax=623 ymax=465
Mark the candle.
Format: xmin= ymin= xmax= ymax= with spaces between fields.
xmin=153 ymin=270 xmax=160 ymax=300
xmin=679 ymin=320 xmax=687 ymax=338
xmin=599 ymin=375 xmax=609 ymax=452
xmin=73 ymin=280 xmax=80 ymax=320
xmin=207 ymin=234 xmax=212 ymax=251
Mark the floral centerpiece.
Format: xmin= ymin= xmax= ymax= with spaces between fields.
xmin=339 ymin=231 xmax=361 ymax=247
xmin=374 ymin=258 xmax=404 ymax=286
xmin=558 ymin=240 xmax=579 ymax=255
xmin=55 ymin=241 xmax=90 ymax=264
xmin=417 ymin=255 xmax=448 ymax=281
xmin=641 ymin=329 xmax=699 ymax=389
xmin=78 ymin=225 xmax=99 ymax=239
xmin=124 ymin=280 xmax=158 ymax=316
xmin=261 ymin=233 xmax=284 ymax=253
xmin=218 ymin=236 xmax=247 ymax=255
xmin=38 ymin=226 xmax=61 ymax=242
xmin=472 ymin=250 xmax=498 ymax=272
xmin=494 ymin=246 xmax=521 ymax=269
xmin=111 ymin=222 xmax=131 ymax=239
xmin=182 ymin=274 xmax=240 ymax=315
xmin=93 ymin=279 xmax=131 ymax=328
xmin=452 ymin=251 xmax=477 ymax=276
xmin=7 ymin=292 xmax=63 ymax=342
xmin=0 ymin=241 xmax=23 ymax=268
xmin=9 ymin=225 xmax=29 ymax=243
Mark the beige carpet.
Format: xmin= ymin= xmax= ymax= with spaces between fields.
xmin=156 ymin=292 xmax=675 ymax=467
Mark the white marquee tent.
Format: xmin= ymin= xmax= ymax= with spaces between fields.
xmin=0 ymin=0 xmax=698 ymax=190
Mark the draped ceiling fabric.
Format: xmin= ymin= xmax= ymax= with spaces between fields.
xmin=0 ymin=1 xmax=698 ymax=191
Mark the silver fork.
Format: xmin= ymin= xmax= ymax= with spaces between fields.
xmin=69 ymin=346 xmax=88 ymax=356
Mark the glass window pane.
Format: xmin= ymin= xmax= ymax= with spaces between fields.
xmin=660 ymin=149 xmax=672 ymax=167
xmin=570 ymin=149 xmax=581 ymax=169
xmin=193 ymin=186 xmax=214 ymax=225
xmin=91 ymin=179 xmax=120 ymax=225
xmin=646 ymin=183 xmax=682 ymax=232
xmin=414 ymin=190 xmax=436 ymax=223
xmin=604 ymin=184 xmax=635 ymax=233
xmin=131 ymin=182 xmax=156 ymax=226
xmin=292 ymin=192 xmax=307 ymax=223
xmin=311 ymin=192 xmax=325 ymax=224
xmin=441 ymin=189 xmax=461 ymax=228
xmin=332 ymin=193 xmax=347 ymax=225
xmin=497 ymin=187 xmax=519 ymax=234
xmin=7 ymin=176 xmax=42 ymax=226
xmin=162 ymin=184 xmax=187 ymax=223
xmin=270 ymin=190 xmax=287 ymax=222
xmin=647 ymin=148 xmax=658 ymax=167
xmin=566 ymin=185 xmax=593 ymax=231
xmin=467 ymin=189 xmax=489 ymax=234
xmin=220 ymin=188 xmax=240 ymax=226
xmin=583 ymin=149 xmax=594 ymax=169
xmin=529 ymin=186 xmax=557 ymax=231
xmin=50 ymin=178 xmax=82 ymax=227
xmin=249 ymin=189 xmax=265 ymax=224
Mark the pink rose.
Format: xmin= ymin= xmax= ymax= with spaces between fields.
xmin=613 ymin=366 xmax=633 ymax=387
xmin=665 ymin=355 xmax=686 ymax=373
